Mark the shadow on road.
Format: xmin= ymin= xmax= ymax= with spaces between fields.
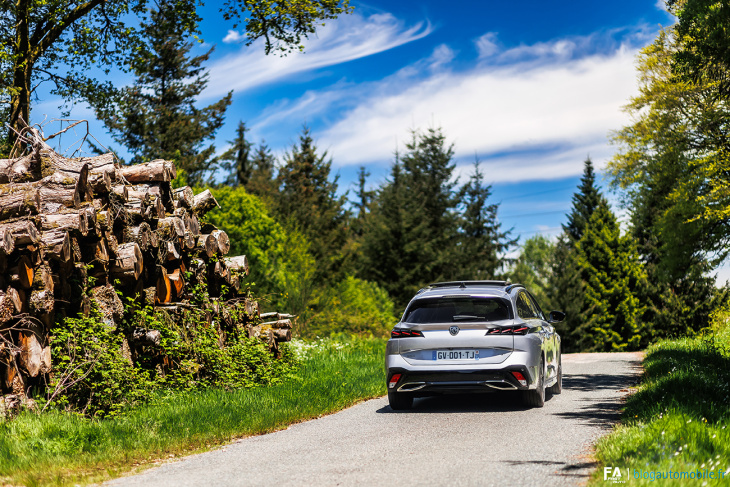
xmin=376 ymin=392 xmax=533 ymax=414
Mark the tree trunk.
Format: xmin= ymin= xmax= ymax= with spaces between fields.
xmin=192 ymin=189 xmax=219 ymax=215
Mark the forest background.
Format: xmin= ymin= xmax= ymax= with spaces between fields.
xmin=1 ymin=0 xmax=729 ymax=355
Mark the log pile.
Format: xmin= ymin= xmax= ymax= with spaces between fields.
xmin=0 ymin=131 xmax=293 ymax=406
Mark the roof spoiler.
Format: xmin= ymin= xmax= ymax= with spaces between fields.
xmin=427 ymin=280 xmax=512 ymax=289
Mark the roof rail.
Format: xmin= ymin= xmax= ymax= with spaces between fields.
xmin=505 ymin=283 xmax=525 ymax=293
xmin=428 ymin=280 xmax=512 ymax=289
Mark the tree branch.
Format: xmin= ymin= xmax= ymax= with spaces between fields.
xmin=29 ymin=0 xmax=105 ymax=64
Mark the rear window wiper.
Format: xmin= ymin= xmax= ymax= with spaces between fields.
xmin=452 ymin=315 xmax=483 ymax=321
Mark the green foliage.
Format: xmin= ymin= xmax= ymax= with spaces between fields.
xmin=204 ymin=185 xmax=316 ymax=314
xmin=574 ymin=201 xmax=647 ymax=351
xmin=272 ymin=126 xmax=350 ymax=282
xmin=0 ymin=337 xmax=385 ymax=486
xmin=508 ymin=235 xmax=556 ymax=312
xmin=563 ymin=158 xmax=602 ymax=244
xmin=95 ymin=1 xmax=232 ymax=184
xmin=592 ymin=325 xmax=730 ymax=486
xmin=300 ymin=276 xmax=397 ymax=338
xmin=49 ymin=308 xmax=149 ymax=418
xmin=219 ymin=120 xmax=253 ymax=187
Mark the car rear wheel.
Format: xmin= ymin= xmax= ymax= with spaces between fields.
xmin=548 ymin=353 xmax=562 ymax=395
xmin=523 ymin=357 xmax=545 ymax=408
xmin=388 ymin=390 xmax=413 ymax=410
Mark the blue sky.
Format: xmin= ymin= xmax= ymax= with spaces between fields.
xmin=35 ymin=1 xmax=676 ymax=249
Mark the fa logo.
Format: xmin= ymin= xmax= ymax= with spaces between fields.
xmin=604 ymin=467 xmax=623 ymax=483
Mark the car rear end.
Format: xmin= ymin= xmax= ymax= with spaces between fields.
xmin=385 ymin=285 xmax=543 ymax=409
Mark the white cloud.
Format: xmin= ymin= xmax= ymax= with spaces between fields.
xmin=222 ymin=30 xmax=245 ymax=43
xmin=475 ymin=32 xmax=499 ymax=58
xmin=204 ymin=12 xmax=432 ymax=98
xmin=304 ymin=39 xmax=641 ymax=182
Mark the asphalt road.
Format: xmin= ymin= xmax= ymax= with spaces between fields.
xmin=106 ymin=352 xmax=643 ymax=487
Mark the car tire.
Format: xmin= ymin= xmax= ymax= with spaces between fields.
xmin=388 ymin=390 xmax=413 ymax=410
xmin=523 ymin=357 xmax=545 ymax=408
xmin=548 ymin=353 xmax=562 ymax=395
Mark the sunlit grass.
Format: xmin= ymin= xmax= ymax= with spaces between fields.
xmin=0 ymin=337 xmax=387 ymax=487
xmin=591 ymin=330 xmax=730 ymax=485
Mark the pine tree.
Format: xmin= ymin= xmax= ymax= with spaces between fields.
xmin=220 ymin=121 xmax=252 ymax=187
xmin=246 ymin=142 xmax=278 ymax=200
xmin=450 ymin=161 xmax=516 ymax=280
xmin=273 ymin=126 xmax=349 ymax=281
xmin=563 ymin=158 xmax=601 ymax=244
xmin=573 ymin=201 xmax=646 ymax=351
xmin=95 ymin=1 xmax=232 ymax=185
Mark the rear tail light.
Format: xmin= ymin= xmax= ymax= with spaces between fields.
xmin=391 ymin=328 xmax=424 ymax=338
xmin=511 ymin=371 xmax=527 ymax=387
xmin=389 ymin=374 xmax=402 ymax=389
xmin=486 ymin=326 xmax=529 ymax=335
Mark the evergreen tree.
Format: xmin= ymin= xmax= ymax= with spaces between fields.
xmin=573 ymin=201 xmax=646 ymax=351
xmin=548 ymin=159 xmax=603 ymax=350
xmin=509 ymin=235 xmax=556 ymax=312
xmin=246 ymin=142 xmax=278 ymax=199
xmin=273 ymin=126 xmax=349 ymax=281
xmin=449 ymin=161 xmax=516 ymax=280
xmin=95 ymin=1 xmax=232 ymax=184
xmin=220 ymin=121 xmax=252 ymax=187
xmin=563 ymin=158 xmax=601 ymax=244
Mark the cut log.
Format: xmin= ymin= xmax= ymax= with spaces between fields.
xmin=0 ymin=227 xmax=15 ymax=255
xmin=0 ymin=153 xmax=37 ymax=183
xmin=32 ymin=263 xmax=54 ymax=294
xmin=224 ymin=255 xmax=249 ymax=276
xmin=0 ymin=220 xmax=40 ymax=246
xmin=172 ymin=186 xmax=194 ymax=209
xmin=18 ymin=331 xmax=43 ymax=378
xmin=168 ymin=268 xmax=185 ymax=300
xmin=0 ymin=188 xmax=41 ymax=220
xmin=273 ymin=328 xmax=292 ymax=342
xmin=162 ymin=240 xmax=182 ymax=261
xmin=192 ymin=189 xmax=219 ymax=215
xmin=197 ymin=234 xmax=217 ymax=258
xmin=90 ymin=284 xmax=124 ymax=327
xmin=29 ymin=289 xmax=54 ymax=315
xmin=110 ymin=242 xmax=143 ymax=281
xmin=120 ymin=159 xmax=176 ymax=183
xmin=9 ymin=255 xmax=33 ymax=289
xmin=40 ymin=229 xmax=72 ymax=262
xmin=111 ymin=184 xmax=129 ymax=201
xmin=125 ymin=222 xmax=152 ymax=250
xmin=156 ymin=266 xmax=171 ymax=304
xmin=157 ymin=216 xmax=185 ymax=239
xmin=81 ymin=238 xmax=110 ymax=265
xmin=211 ymin=230 xmax=230 ymax=256
xmin=129 ymin=328 xmax=161 ymax=347
xmin=0 ymin=291 xmax=13 ymax=322
xmin=41 ymin=211 xmax=88 ymax=236
xmin=40 ymin=151 xmax=116 ymax=185
xmin=5 ymin=287 xmax=22 ymax=313
xmin=261 ymin=319 xmax=293 ymax=330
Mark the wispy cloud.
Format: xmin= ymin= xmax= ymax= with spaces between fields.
xmin=222 ymin=30 xmax=245 ymax=43
xmin=204 ymin=12 xmax=432 ymax=98
xmin=475 ymin=32 xmax=499 ymax=58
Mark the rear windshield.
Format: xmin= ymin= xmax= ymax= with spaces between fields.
xmin=403 ymin=297 xmax=511 ymax=323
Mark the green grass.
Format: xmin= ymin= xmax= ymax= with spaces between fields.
xmin=0 ymin=337 xmax=387 ymax=487
xmin=591 ymin=328 xmax=730 ymax=485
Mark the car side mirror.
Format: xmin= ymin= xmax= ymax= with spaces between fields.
xmin=549 ymin=311 xmax=565 ymax=323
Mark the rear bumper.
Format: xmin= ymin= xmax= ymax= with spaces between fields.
xmin=387 ymin=365 xmax=533 ymax=396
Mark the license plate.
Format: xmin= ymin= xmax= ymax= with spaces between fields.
xmin=433 ymin=350 xmax=479 ymax=361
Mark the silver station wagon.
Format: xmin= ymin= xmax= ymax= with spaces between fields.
xmin=385 ymin=281 xmax=564 ymax=410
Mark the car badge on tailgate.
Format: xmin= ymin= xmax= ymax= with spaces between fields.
xmin=449 ymin=325 xmax=459 ymax=336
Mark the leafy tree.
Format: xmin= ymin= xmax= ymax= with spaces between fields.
xmin=573 ymin=201 xmax=647 ymax=351
xmin=272 ymin=126 xmax=349 ymax=281
xmin=450 ymin=161 xmax=516 ymax=280
xmin=220 ymin=121 xmax=253 ymax=187
xmin=0 ymin=0 xmax=351 ymax=147
xmin=96 ymin=1 xmax=231 ymax=184
xmin=508 ymin=235 xmax=556 ymax=312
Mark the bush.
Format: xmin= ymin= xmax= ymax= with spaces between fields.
xmin=299 ymin=276 xmax=398 ymax=338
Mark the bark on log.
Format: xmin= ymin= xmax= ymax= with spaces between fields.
xmin=0 ymin=189 xmax=41 ymax=220
xmin=111 ymin=185 xmax=128 ymax=201
xmin=129 ymin=328 xmax=161 ymax=347
xmin=261 ymin=319 xmax=293 ymax=330
xmin=0 ymin=227 xmax=15 ymax=255
xmin=273 ymin=328 xmax=292 ymax=342
xmin=81 ymin=238 xmax=110 ymax=265
xmin=0 ymin=220 xmax=40 ymax=246
xmin=119 ymin=159 xmax=176 ymax=183
xmin=0 ymin=291 xmax=13 ymax=322
xmin=192 ymin=189 xmax=219 ymax=215
xmin=111 ymin=242 xmax=143 ymax=281
xmin=90 ymin=284 xmax=124 ymax=327
xmin=156 ymin=266 xmax=171 ymax=304
xmin=5 ymin=287 xmax=22 ymax=314
xmin=40 ymin=151 xmax=116 ymax=185
xmin=40 ymin=230 xmax=72 ymax=262
xmin=125 ymin=222 xmax=152 ymax=250
xmin=168 ymin=268 xmax=185 ymax=300
xmin=30 ymin=289 xmax=54 ymax=315
xmin=32 ymin=263 xmax=54 ymax=294
xmin=41 ymin=211 xmax=88 ymax=236
xmin=197 ymin=234 xmax=217 ymax=258
xmin=224 ymin=255 xmax=249 ymax=276
xmin=157 ymin=216 xmax=185 ymax=240
xmin=173 ymin=186 xmax=194 ymax=209
xmin=0 ymin=153 xmax=37 ymax=183
xmin=162 ymin=240 xmax=182 ymax=261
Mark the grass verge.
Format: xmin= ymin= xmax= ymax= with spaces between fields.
xmin=591 ymin=327 xmax=730 ymax=485
xmin=0 ymin=337 xmax=386 ymax=487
